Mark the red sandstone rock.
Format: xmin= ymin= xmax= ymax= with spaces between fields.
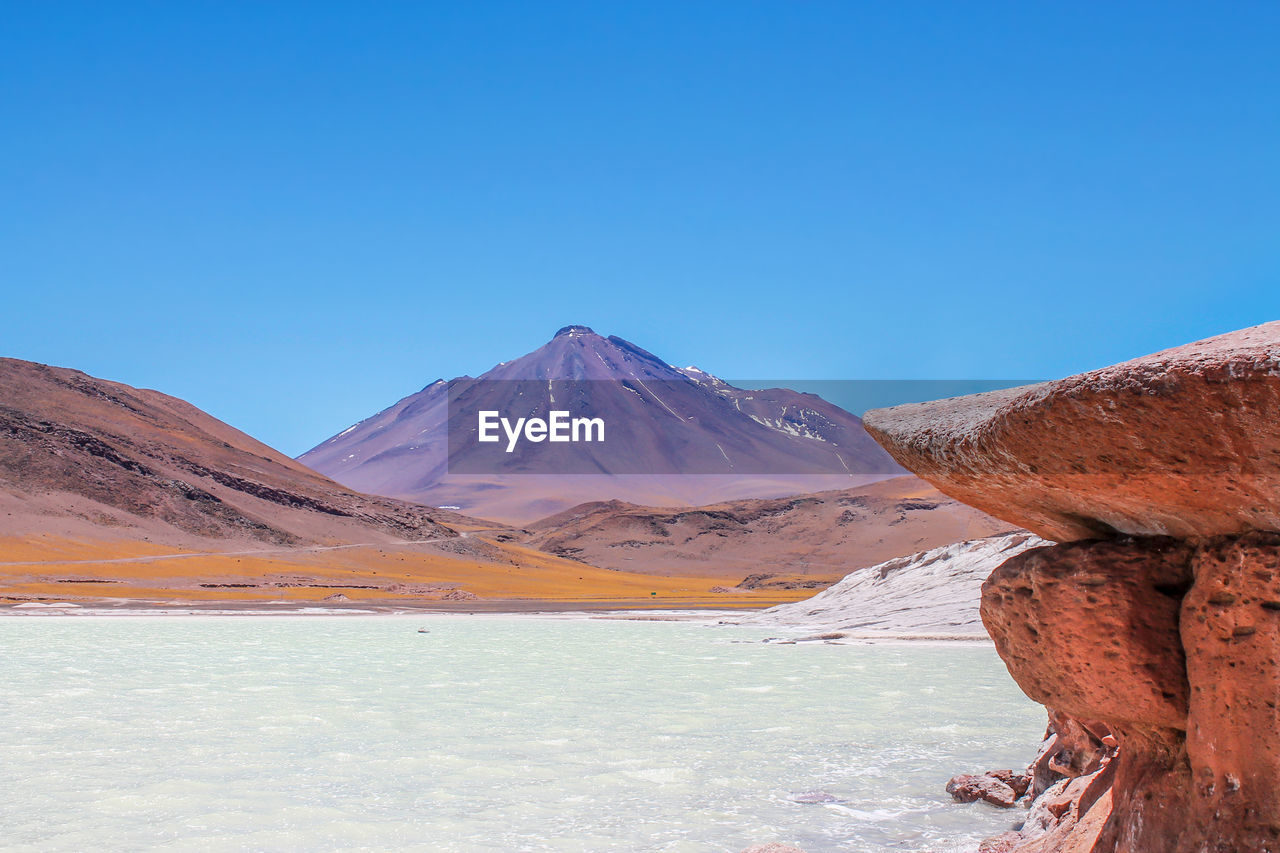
xmin=1104 ymin=733 xmax=1194 ymax=849
xmin=977 ymin=537 xmax=1224 ymax=851
xmin=1044 ymin=710 xmax=1113 ymax=779
xmin=981 ymin=537 xmax=1192 ymax=728
xmin=972 ymin=711 xmax=1126 ymax=852
xmin=864 ymin=321 xmax=1280 ymax=542
xmin=1018 ymin=784 xmax=1113 ymax=853
xmin=869 ymin=323 xmax=1280 ymax=852
xmin=946 ymin=773 xmax=1019 ymax=807
xmin=988 ymin=768 xmax=1032 ymax=798
xmin=977 ymin=832 xmax=1022 ymax=853
xmin=1181 ymin=532 xmax=1280 ymax=849
xmin=1027 ymin=731 xmax=1062 ymax=799
xmin=978 ymin=534 xmax=1280 ymax=851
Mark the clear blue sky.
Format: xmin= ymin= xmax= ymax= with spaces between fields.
xmin=3 ymin=2 xmax=1277 ymax=455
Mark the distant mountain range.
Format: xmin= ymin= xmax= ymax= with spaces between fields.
xmin=0 ymin=357 xmax=808 ymax=607
xmin=0 ymin=353 xmax=1010 ymax=607
xmin=301 ymin=325 xmax=905 ymax=522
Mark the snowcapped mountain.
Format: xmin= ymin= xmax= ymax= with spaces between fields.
xmin=299 ymin=326 xmax=904 ymax=522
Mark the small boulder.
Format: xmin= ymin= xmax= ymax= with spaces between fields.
xmin=987 ymin=769 xmax=1032 ymax=799
xmin=946 ymin=773 xmax=1019 ymax=807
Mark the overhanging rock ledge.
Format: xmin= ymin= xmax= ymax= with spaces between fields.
xmin=864 ymin=320 xmax=1280 ymax=853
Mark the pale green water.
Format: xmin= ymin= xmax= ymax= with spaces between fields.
xmin=0 ymin=617 xmax=1043 ymax=852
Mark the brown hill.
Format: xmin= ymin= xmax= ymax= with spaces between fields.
xmin=0 ymin=357 xmax=1013 ymax=609
xmin=0 ymin=358 xmax=812 ymax=608
xmin=0 ymin=357 xmax=455 ymax=549
xmin=513 ymin=476 xmax=1018 ymax=585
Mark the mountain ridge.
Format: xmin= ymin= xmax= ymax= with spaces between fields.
xmin=0 ymin=356 xmax=457 ymax=549
xmin=511 ymin=476 xmax=1018 ymax=580
xmin=0 ymin=355 xmax=823 ymax=608
xmin=300 ymin=327 xmax=903 ymax=521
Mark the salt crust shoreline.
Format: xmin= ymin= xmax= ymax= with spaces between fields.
xmin=0 ymin=604 xmax=994 ymax=642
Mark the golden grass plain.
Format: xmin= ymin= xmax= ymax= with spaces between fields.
xmin=0 ymin=534 xmax=829 ymax=609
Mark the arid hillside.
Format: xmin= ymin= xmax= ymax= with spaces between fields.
xmin=0 ymin=357 xmax=808 ymax=608
xmin=512 ymin=476 xmax=1018 ymax=584
xmin=0 ymin=357 xmax=457 ymax=548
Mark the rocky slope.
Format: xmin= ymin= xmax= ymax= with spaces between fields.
xmin=864 ymin=321 xmax=1280 ymax=852
xmin=300 ymin=325 xmax=903 ymax=522
xmin=2 ymin=358 xmax=802 ymax=608
xmin=517 ymin=476 xmax=1016 ymax=582
xmin=0 ymin=357 xmax=454 ymax=549
xmin=730 ymin=532 xmax=1043 ymax=636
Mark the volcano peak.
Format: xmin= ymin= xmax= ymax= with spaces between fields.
xmin=554 ymin=324 xmax=596 ymax=338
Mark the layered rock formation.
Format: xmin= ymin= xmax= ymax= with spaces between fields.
xmin=864 ymin=321 xmax=1280 ymax=852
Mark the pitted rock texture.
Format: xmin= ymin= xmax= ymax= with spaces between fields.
xmin=980 ymin=538 xmax=1201 ymax=851
xmin=1090 ymin=725 xmax=1194 ymax=853
xmin=1182 ymin=532 xmax=1280 ymax=849
xmin=975 ymin=534 xmax=1280 ymax=852
xmin=864 ymin=323 xmax=1280 ymax=851
xmin=863 ymin=321 xmax=1280 ymax=542
xmin=981 ymin=537 xmax=1192 ymax=728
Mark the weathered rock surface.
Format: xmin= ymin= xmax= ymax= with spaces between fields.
xmin=981 ymin=537 xmax=1192 ymax=728
xmin=1040 ymin=710 xmax=1113 ymax=783
xmin=864 ymin=321 xmax=1280 ymax=542
xmin=732 ymin=532 xmax=1044 ymax=636
xmin=863 ymin=323 xmax=1280 ymax=852
xmin=956 ymin=712 xmax=1120 ymax=853
xmin=971 ymin=532 xmax=1280 ymax=853
xmin=1182 ymin=532 xmax=1280 ymax=850
xmin=0 ymin=357 xmax=458 ymax=549
xmin=977 ymin=832 xmax=1024 ymax=853
xmin=977 ymin=539 xmax=1280 ymax=852
xmin=945 ymin=773 xmax=1021 ymax=807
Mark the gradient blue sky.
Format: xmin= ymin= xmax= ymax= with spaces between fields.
xmin=4 ymin=2 xmax=1277 ymax=455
